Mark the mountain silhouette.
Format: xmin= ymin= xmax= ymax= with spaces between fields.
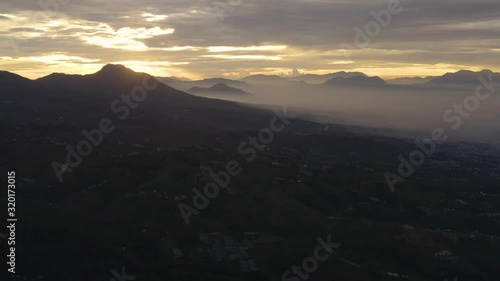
xmin=387 ymin=76 xmax=436 ymax=85
xmin=188 ymin=83 xmax=250 ymax=96
xmin=323 ymin=75 xmax=387 ymax=87
xmin=1 ymin=65 xmax=321 ymax=136
xmin=290 ymin=71 xmax=367 ymax=84
xmin=200 ymin=78 xmax=249 ymax=87
xmin=424 ymin=69 xmax=500 ymax=88
xmin=240 ymin=74 xmax=290 ymax=84
xmin=1 ymin=70 xmax=39 ymax=97
xmin=157 ymin=76 xmax=248 ymax=89
xmin=36 ymin=64 xmax=182 ymax=99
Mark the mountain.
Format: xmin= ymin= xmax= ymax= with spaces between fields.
xmin=0 ymin=71 xmax=69 ymax=123
xmin=423 ymin=69 xmax=500 ymax=88
xmin=2 ymin=65 xmax=328 ymax=144
xmin=239 ymin=74 xmax=290 ymax=85
xmin=37 ymin=64 xmax=162 ymax=97
xmin=187 ymin=83 xmax=250 ymax=96
xmin=1 ymin=70 xmax=31 ymax=85
xmin=289 ymin=71 xmax=367 ymax=84
xmin=13 ymin=65 xmax=280 ymax=131
xmin=387 ymin=76 xmax=436 ymax=85
xmin=156 ymin=76 xmax=249 ymax=91
xmin=169 ymin=76 xmax=192 ymax=81
xmin=155 ymin=76 xmax=186 ymax=85
xmin=1 ymin=70 xmax=39 ymax=97
xmin=0 ymin=69 xmax=122 ymax=124
xmin=323 ymin=75 xmax=387 ymax=87
xmin=35 ymin=64 xmax=198 ymax=108
xmin=199 ymin=78 xmax=249 ymax=88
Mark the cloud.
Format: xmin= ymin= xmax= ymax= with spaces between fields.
xmin=1 ymin=0 xmax=499 ymax=78
xmin=77 ymin=25 xmax=175 ymax=51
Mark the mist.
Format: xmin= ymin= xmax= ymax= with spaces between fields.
xmin=169 ymin=79 xmax=500 ymax=142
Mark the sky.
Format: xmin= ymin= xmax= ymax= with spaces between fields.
xmin=1 ymin=0 xmax=500 ymax=79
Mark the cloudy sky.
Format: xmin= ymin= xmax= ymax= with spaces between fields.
xmin=1 ymin=0 xmax=499 ymax=79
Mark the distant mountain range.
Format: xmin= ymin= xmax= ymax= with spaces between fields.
xmin=239 ymin=74 xmax=290 ymax=85
xmin=156 ymin=69 xmax=500 ymax=91
xmin=323 ymin=75 xmax=387 ymax=87
xmin=3 ymin=66 xmax=498 ymax=110
xmin=0 ymin=65 xmax=272 ymax=131
xmin=423 ymin=69 xmax=500 ymax=88
xmin=288 ymin=71 xmax=367 ymax=84
xmin=387 ymin=76 xmax=436 ymax=85
xmin=188 ymin=83 xmax=250 ymax=96
xmin=157 ymin=76 xmax=249 ymax=90
xmin=2 ymin=65 xmax=499 ymax=146
xmin=202 ymin=78 xmax=249 ymax=87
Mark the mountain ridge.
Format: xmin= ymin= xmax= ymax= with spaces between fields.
xmin=188 ymin=83 xmax=250 ymax=96
xmin=323 ymin=75 xmax=387 ymax=87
